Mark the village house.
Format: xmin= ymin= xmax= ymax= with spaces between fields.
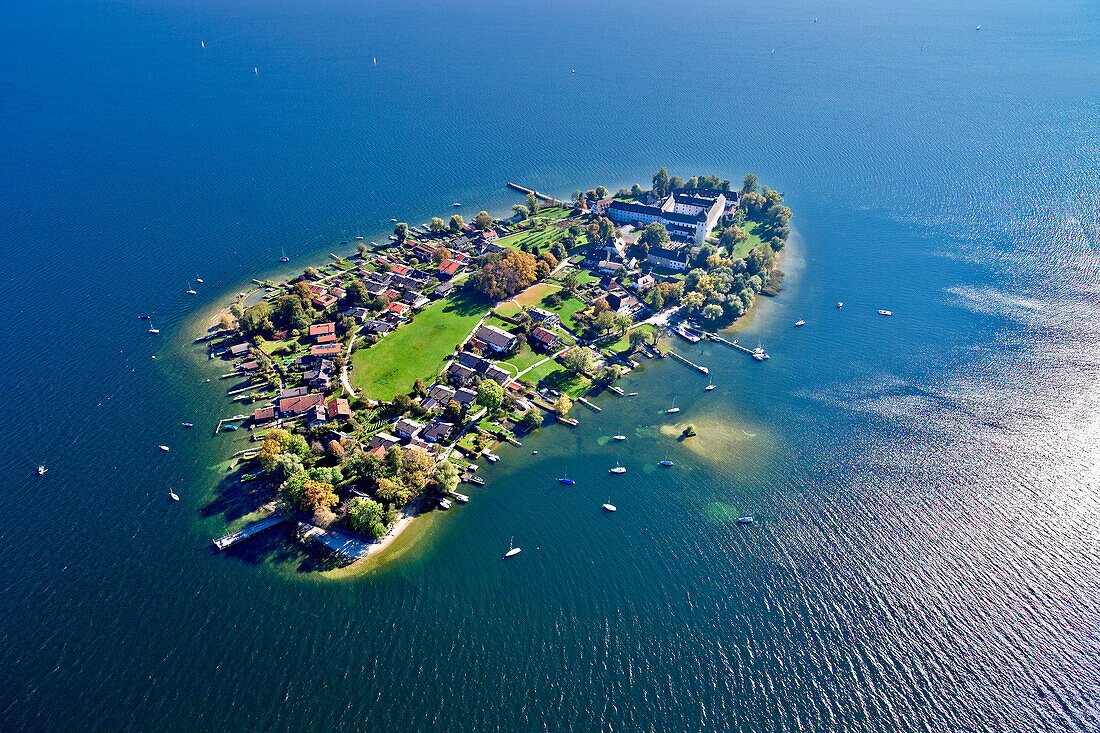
xmin=474 ymin=324 xmax=518 ymax=354
xmin=437 ymin=259 xmax=461 ymax=279
xmin=342 ymin=306 xmax=370 ymax=322
xmin=310 ymin=343 xmax=341 ymax=359
xmin=278 ymin=393 xmax=324 ymax=416
xmin=309 ymin=322 xmax=336 ymax=339
xmin=530 ymin=325 xmax=559 ymax=350
xmin=394 ymin=417 xmax=424 ymax=440
xmin=252 ymin=406 xmax=276 ymax=423
xmin=422 ymin=384 xmax=456 ymax=413
xmin=326 ymin=397 xmax=352 ymax=421
xmin=526 ymin=306 xmax=560 ymax=327
xmin=363 ymin=319 xmax=392 ymax=335
xmin=314 ymin=333 xmax=337 ymax=345
xmin=422 ymin=419 xmax=454 ymax=443
xmin=386 ymin=302 xmax=408 ymax=318
xmin=431 ymin=281 xmax=454 ymax=299
xmin=313 ymin=294 xmax=338 ymax=310
xmin=453 ymin=387 xmax=478 ymax=407
xmin=402 ymin=291 xmax=430 ymax=310
xmin=307 ymin=404 xmax=328 ymax=427
xmin=279 ymin=385 xmax=308 ymax=400
xmin=227 ymin=343 xmax=250 ymax=358
xmin=368 ymin=432 xmax=401 ymax=452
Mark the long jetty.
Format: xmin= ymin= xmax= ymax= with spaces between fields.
xmin=506 ymin=182 xmax=568 ymax=208
xmin=706 ymin=332 xmax=759 ymax=357
xmin=577 ymin=396 xmax=602 ymax=412
xmin=212 ymin=514 xmax=288 ymax=551
xmin=669 ymin=350 xmax=710 ymax=375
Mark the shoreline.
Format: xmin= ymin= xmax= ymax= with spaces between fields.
xmin=184 ymin=175 xmax=795 ymax=578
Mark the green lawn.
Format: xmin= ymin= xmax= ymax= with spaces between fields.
xmin=530 ymin=206 xmax=573 ymax=220
xmin=710 ymin=220 xmax=768 ymax=259
xmin=552 ymin=296 xmax=587 ymax=331
xmin=495 ymin=226 xmax=564 ymax=252
xmin=501 ymin=343 xmax=545 ymax=375
xmin=540 ymin=368 xmax=593 ymax=398
xmin=600 ymin=323 xmax=657 ymax=354
xmin=351 ymin=289 xmax=490 ymax=400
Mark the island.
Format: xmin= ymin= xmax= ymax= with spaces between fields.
xmin=199 ymin=169 xmax=792 ymax=567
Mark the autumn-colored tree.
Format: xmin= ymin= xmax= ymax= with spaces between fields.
xmin=553 ymin=395 xmax=573 ymax=415
xmin=432 ymin=245 xmax=451 ymax=264
xmin=469 ymin=250 xmax=538 ymax=300
xmin=299 ymin=480 xmax=338 ymax=513
xmin=593 ymin=298 xmax=610 ymax=315
xmin=475 ymin=211 xmax=494 ymax=230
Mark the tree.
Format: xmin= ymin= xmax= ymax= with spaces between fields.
xmin=553 ymin=395 xmax=573 ymax=415
xmin=346 ymin=497 xmax=387 ymax=538
xmin=345 ymin=279 xmax=369 ymax=306
xmin=433 ymin=460 xmax=460 ymax=494
xmin=525 ymin=192 xmax=539 ymax=216
xmin=357 ymin=241 xmax=367 ymax=256
xmin=475 ymin=211 xmax=494 ymax=230
xmin=217 ymin=313 xmax=236 ymax=332
xmin=449 ymin=214 xmax=464 ymax=232
xmin=630 ymin=184 xmax=643 ymax=197
xmin=686 ymin=176 xmax=698 ymax=189
xmin=562 ymin=270 xmax=579 ymax=294
xmin=594 ymin=310 xmax=616 ymax=334
xmin=476 ymin=380 xmax=503 ymax=411
xmin=597 ymin=217 xmax=616 ymax=241
xmin=628 ymin=329 xmax=648 ymax=350
xmin=561 ymin=348 xmax=594 ymax=374
xmin=512 ymin=204 xmax=529 ymax=220
xmin=298 ymin=480 xmax=338 ymax=513
xmin=383 ymin=445 xmax=403 ymax=477
xmin=669 ymin=175 xmax=683 ymax=191
xmin=413 ymin=377 xmax=426 ymax=397
xmin=469 ymin=250 xmax=538 ymax=300
xmin=571 ymin=190 xmax=584 ymax=204
xmin=595 ymin=185 xmax=609 ymax=199
xmin=432 ymin=245 xmax=451 ymax=265
xmin=442 ymin=400 xmax=463 ymax=423
xmin=644 ymin=287 xmax=664 ymax=311
xmin=430 ymin=217 xmax=446 ymax=234
xmin=325 ymin=439 xmax=346 ymax=463
xmin=640 ymin=222 xmax=671 ymax=251
xmin=304 ymin=266 xmax=320 ymax=279
xmin=240 ymin=301 xmax=273 ymax=336
xmin=701 ymin=303 xmax=724 ymax=323
xmin=394 ymin=222 xmax=408 ymax=243
xmin=652 ymin=167 xmax=670 ymax=197
xmin=535 ymin=260 xmax=552 ymax=279
xmin=519 ymin=410 xmax=543 ymax=431
xmin=614 ymin=313 xmax=633 ymax=334
xmin=275 ymin=451 xmax=305 ymax=480
xmin=719 ymin=226 xmax=749 ymax=250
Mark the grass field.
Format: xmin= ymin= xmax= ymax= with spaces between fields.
xmin=599 ymin=323 xmax=657 ymax=354
xmin=501 ymin=343 xmax=549 ymax=375
xmin=540 ymin=368 xmax=593 ymax=398
xmin=523 ymin=358 xmax=561 ymax=384
xmin=495 ymin=226 xmax=565 ymax=252
xmin=513 ymin=283 xmax=560 ymax=307
xmin=351 ymin=289 xmax=490 ymax=400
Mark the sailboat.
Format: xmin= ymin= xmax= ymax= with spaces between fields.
xmin=667 ymin=399 xmax=680 ymax=414
xmin=158 ymin=445 xmax=170 ymax=452
xmin=795 ymin=318 xmax=805 ymax=327
xmin=658 ymin=455 xmax=674 ymax=467
xmin=279 ymin=247 xmax=290 ymax=263
xmin=705 ymin=382 xmax=716 ymax=391
xmin=602 ymin=497 xmax=617 ymax=512
xmin=195 ymin=275 xmax=204 ymax=284
xmin=503 ymin=537 xmax=521 ymax=558
xmin=148 ymin=321 xmax=160 ymax=334
xmin=609 ymin=459 xmax=626 ymax=474
xmin=557 ymin=472 xmax=575 ymax=485
xmin=737 ymin=516 xmax=754 ymax=524
xmin=37 ymin=465 xmax=47 ymax=475
xmin=169 ymin=491 xmax=180 ymax=502
xmin=185 ymin=282 xmax=197 ymax=295
xmin=612 ymin=433 xmax=626 ymax=441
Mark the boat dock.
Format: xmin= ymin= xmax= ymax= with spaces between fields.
xmin=706 ymin=332 xmax=761 ymax=358
xmin=506 ymin=182 xmax=568 ymax=208
xmin=577 ymin=396 xmax=602 ymax=412
xmin=214 ymin=414 xmax=249 ymax=435
xmin=607 ymin=385 xmax=624 ymax=396
xmin=669 ymin=350 xmax=710 ymax=375
xmin=558 ymin=415 xmax=579 ymax=426
xmin=212 ymin=514 xmax=288 ymax=551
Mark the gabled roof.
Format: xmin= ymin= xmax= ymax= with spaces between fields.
xmin=309 ymin=322 xmax=336 ymax=336
xmin=279 ymin=393 xmax=324 ymax=414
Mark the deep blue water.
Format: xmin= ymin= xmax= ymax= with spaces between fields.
xmin=1 ymin=0 xmax=1099 ymax=730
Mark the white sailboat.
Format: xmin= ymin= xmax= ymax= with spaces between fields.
xmin=185 ymin=282 xmax=197 ymax=295
xmin=503 ymin=536 xmax=521 ymax=558
xmin=37 ymin=465 xmax=47 ymax=475
xmin=148 ymin=321 xmax=160 ymax=334
xmin=667 ymin=399 xmax=680 ymax=414
xmin=169 ymin=491 xmax=180 ymax=502
xmin=602 ymin=497 xmax=617 ymax=512
xmin=610 ymin=459 xmax=626 ymax=474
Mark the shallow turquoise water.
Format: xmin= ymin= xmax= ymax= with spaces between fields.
xmin=1 ymin=0 xmax=1098 ymax=730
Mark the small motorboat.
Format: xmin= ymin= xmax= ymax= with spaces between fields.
xmin=37 ymin=465 xmax=47 ymax=475
xmin=139 ymin=314 xmax=150 ymax=320
xmin=452 ymin=202 xmax=461 ymax=207
xmin=602 ymin=500 xmax=617 ymax=512
xmin=159 ymin=445 xmax=170 ymax=452
xmin=390 ymin=218 xmax=397 ymax=222
xmin=737 ymin=516 xmax=754 ymax=524
xmin=280 ymin=256 xmax=290 ymax=263
xmin=438 ymin=498 xmax=452 ymax=510
xmin=453 ymin=493 xmax=469 ymax=503
xmin=223 ymin=424 xmax=238 ymax=431
xmin=658 ymin=460 xmax=674 ymax=467
xmin=169 ymin=491 xmax=180 ymax=502
xmin=878 ymin=310 xmax=893 ymax=316
xmin=795 ymin=319 xmax=806 ymax=327
xmin=181 ymin=422 xmax=194 ymax=428
xmin=485 ymin=453 xmax=500 ymax=463
xmin=627 ymin=392 xmax=638 ymax=396
xmin=532 ymin=450 xmax=538 ymax=455
xmin=837 ymin=302 xmax=843 ymax=309
xmin=612 ymin=434 xmax=626 ymax=441
xmin=705 ymin=384 xmax=716 ymax=391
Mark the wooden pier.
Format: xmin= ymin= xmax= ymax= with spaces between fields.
xmin=607 ymin=385 xmax=624 ymax=396
xmin=706 ymin=332 xmax=759 ymax=357
xmin=214 ymin=414 xmax=249 ymax=435
xmin=669 ymin=350 xmax=710 ymax=375
xmin=577 ymin=396 xmax=602 ymax=412
xmin=212 ymin=514 xmax=288 ymax=551
xmin=506 ymin=182 xmax=568 ymax=208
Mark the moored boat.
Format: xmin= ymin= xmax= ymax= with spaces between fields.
xmin=737 ymin=516 xmax=754 ymax=524
xmin=503 ymin=537 xmax=521 ymax=558
xmin=795 ymin=319 xmax=806 ymax=327
xmin=169 ymin=491 xmax=180 ymax=502
xmin=453 ymin=493 xmax=469 ymax=503
xmin=159 ymin=445 xmax=170 ymax=452
xmin=878 ymin=309 xmax=893 ymax=316
xmin=37 ymin=465 xmax=47 ymax=475
xmin=658 ymin=459 xmax=673 ymax=467
xmin=438 ymin=498 xmax=452 ymax=510
xmin=612 ymin=434 xmax=626 ymax=441
xmin=602 ymin=499 xmax=617 ymax=512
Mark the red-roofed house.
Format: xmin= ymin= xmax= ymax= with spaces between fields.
xmin=330 ymin=287 xmax=346 ymax=299
xmin=310 ymin=343 xmax=341 ymax=358
xmin=386 ymin=302 xmax=408 ymax=317
xmin=530 ymin=325 xmax=559 ymax=349
xmin=326 ymin=397 xmax=352 ymax=421
xmin=309 ymin=322 xmax=336 ymax=337
xmin=313 ymin=294 xmax=337 ymax=309
xmin=390 ymin=264 xmax=411 ymax=276
xmin=278 ymin=393 xmax=323 ymax=415
xmin=385 ymin=289 xmax=401 ymax=300
xmin=305 ymin=283 xmax=325 ymax=296
xmin=252 ymin=406 xmax=276 ymax=422
xmin=314 ymin=333 xmax=337 ymax=345
xmin=437 ymin=259 xmax=461 ymax=278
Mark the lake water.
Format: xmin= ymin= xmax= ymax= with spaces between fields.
xmin=1 ymin=0 xmax=1098 ymax=730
